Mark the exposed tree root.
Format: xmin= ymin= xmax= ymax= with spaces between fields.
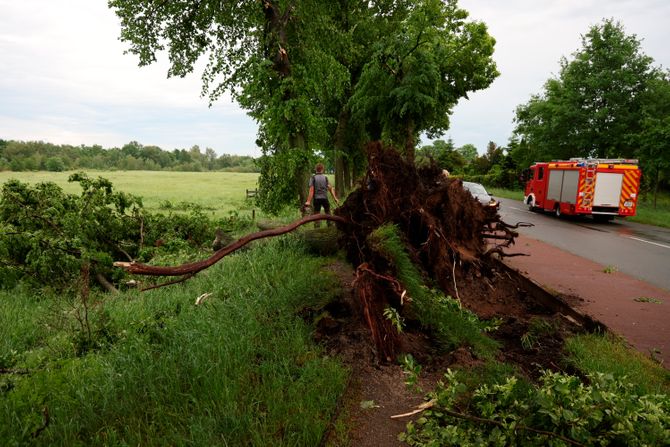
xmin=334 ymin=142 xmax=524 ymax=360
xmin=352 ymin=263 xmax=406 ymax=361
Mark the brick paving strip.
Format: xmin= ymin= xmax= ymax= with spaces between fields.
xmin=503 ymin=234 xmax=670 ymax=367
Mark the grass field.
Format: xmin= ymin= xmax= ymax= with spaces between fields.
xmin=0 ymin=170 xmax=261 ymax=219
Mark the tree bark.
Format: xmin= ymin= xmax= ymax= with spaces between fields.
xmin=334 ymin=108 xmax=350 ymax=198
xmin=344 ymin=152 xmax=355 ymax=191
xmin=95 ymin=273 xmax=119 ymax=294
xmin=404 ymin=118 xmax=416 ymax=163
xmin=290 ymin=133 xmax=311 ymax=204
xmin=653 ymin=164 xmax=659 ymax=209
xmin=264 ymin=0 xmax=310 ymax=206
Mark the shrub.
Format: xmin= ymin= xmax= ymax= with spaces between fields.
xmin=401 ymin=369 xmax=670 ymax=446
xmin=0 ymin=173 xmax=236 ymax=291
xmin=44 ymin=157 xmax=66 ymax=172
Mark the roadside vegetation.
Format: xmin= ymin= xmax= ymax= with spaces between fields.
xmin=565 ymin=333 xmax=670 ymax=394
xmin=631 ymin=192 xmax=670 ymax=228
xmin=0 ymin=236 xmax=347 ymax=446
xmin=2 ymin=172 xmax=668 ymax=445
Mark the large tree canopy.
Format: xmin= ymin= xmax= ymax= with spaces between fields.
xmin=350 ymin=0 xmax=498 ymax=160
xmin=109 ymin=0 xmax=499 ymax=211
xmin=634 ymin=73 xmax=670 ymax=204
xmin=513 ymin=19 xmax=658 ymax=163
xmin=110 ymin=0 xmax=349 ymax=212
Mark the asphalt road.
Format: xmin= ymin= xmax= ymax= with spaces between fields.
xmin=496 ymin=199 xmax=670 ymax=292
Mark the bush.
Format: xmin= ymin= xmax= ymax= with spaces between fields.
xmin=401 ymin=369 xmax=670 ymax=446
xmin=0 ymin=173 xmax=236 ymax=290
xmin=44 ymin=157 xmax=66 ymax=172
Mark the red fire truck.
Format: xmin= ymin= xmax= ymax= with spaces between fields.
xmin=524 ymin=158 xmax=641 ymax=221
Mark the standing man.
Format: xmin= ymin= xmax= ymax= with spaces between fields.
xmin=305 ymin=163 xmax=339 ymax=225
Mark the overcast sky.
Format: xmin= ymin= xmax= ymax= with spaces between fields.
xmin=1 ymin=1 xmax=668 ymax=157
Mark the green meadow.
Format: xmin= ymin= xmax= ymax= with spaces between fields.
xmin=0 ymin=170 xmax=261 ymax=218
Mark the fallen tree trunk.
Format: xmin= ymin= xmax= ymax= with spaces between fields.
xmin=114 ymin=213 xmax=347 ymax=277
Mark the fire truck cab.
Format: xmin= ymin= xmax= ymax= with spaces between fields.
xmin=524 ymin=158 xmax=641 ymax=221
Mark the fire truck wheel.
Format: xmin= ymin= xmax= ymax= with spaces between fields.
xmin=526 ymin=197 xmax=536 ymax=212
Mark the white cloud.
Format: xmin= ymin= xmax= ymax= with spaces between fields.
xmin=0 ymin=0 xmax=258 ymax=155
xmin=443 ymin=0 xmax=670 ymax=152
xmin=1 ymin=0 xmax=668 ymax=157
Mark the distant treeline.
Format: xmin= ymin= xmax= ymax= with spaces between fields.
xmin=0 ymin=139 xmax=259 ymax=172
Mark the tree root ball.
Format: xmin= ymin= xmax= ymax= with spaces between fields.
xmin=334 ymin=142 xmax=519 ymax=360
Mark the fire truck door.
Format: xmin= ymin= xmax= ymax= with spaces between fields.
xmin=593 ymin=173 xmax=623 ymax=207
xmin=547 ymin=170 xmax=564 ymax=202
xmin=561 ymin=170 xmax=579 ymax=204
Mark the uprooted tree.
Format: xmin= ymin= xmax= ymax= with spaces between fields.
xmin=116 ymin=142 xmax=528 ymax=360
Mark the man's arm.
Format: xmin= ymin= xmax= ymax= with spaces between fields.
xmin=305 ymin=186 xmax=314 ymax=206
xmin=328 ymin=185 xmax=340 ymax=205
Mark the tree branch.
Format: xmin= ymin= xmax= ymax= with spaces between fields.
xmin=140 ymin=274 xmax=195 ymax=292
xmin=95 ymin=272 xmax=119 ymax=294
xmin=441 ymin=408 xmax=586 ymax=447
xmin=115 ymin=214 xmax=348 ymax=277
xmin=401 ymin=28 xmax=426 ymax=64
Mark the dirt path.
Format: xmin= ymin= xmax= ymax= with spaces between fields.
xmin=504 ymin=234 xmax=670 ymax=366
xmin=336 ymin=364 xmax=432 ymax=447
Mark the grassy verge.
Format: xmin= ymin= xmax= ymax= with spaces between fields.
xmin=488 ymin=187 xmax=523 ymax=202
xmin=0 ymin=237 xmax=347 ymax=446
xmin=564 ymin=333 xmax=670 ymax=394
xmin=630 ymin=192 xmax=670 ymax=228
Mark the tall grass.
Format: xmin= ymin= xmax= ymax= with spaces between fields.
xmin=0 ymin=236 xmax=347 ymax=446
xmin=368 ymin=224 xmax=499 ymax=358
